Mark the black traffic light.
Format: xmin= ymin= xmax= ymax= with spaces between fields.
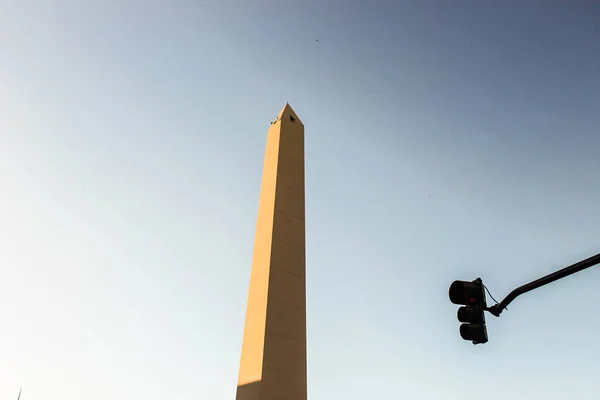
xmin=449 ymin=278 xmax=488 ymax=344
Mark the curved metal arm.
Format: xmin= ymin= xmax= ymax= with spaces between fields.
xmin=487 ymin=252 xmax=600 ymax=317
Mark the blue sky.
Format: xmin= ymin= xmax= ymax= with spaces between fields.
xmin=2 ymin=1 xmax=600 ymax=399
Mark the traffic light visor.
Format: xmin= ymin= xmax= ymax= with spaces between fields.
xmin=457 ymin=306 xmax=484 ymax=323
xmin=460 ymin=323 xmax=488 ymax=344
xmin=449 ymin=280 xmax=485 ymax=306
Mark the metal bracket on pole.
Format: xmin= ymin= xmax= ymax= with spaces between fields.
xmin=487 ymin=252 xmax=600 ymax=317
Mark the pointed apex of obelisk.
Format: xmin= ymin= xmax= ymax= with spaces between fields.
xmin=276 ymin=103 xmax=303 ymax=125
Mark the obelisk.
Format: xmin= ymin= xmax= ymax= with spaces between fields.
xmin=236 ymin=104 xmax=307 ymax=400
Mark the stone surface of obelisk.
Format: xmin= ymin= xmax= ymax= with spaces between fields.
xmin=236 ymin=104 xmax=306 ymax=400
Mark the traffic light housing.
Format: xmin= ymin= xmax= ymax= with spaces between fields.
xmin=449 ymin=278 xmax=488 ymax=344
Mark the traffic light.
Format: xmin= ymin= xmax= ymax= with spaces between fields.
xmin=449 ymin=278 xmax=488 ymax=344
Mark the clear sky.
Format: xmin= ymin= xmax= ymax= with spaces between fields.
xmin=2 ymin=1 xmax=600 ymax=399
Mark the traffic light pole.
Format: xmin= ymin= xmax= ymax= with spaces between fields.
xmin=487 ymin=252 xmax=600 ymax=317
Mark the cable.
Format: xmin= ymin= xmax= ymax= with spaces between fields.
xmin=483 ymin=284 xmax=505 ymax=310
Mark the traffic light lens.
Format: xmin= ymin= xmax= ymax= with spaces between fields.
xmin=457 ymin=306 xmax=484 ymax=323
xmin=460 ymin=323 xmax=488 ymax=344
xmin=449 ymin=280 xmax=486 ymax=306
